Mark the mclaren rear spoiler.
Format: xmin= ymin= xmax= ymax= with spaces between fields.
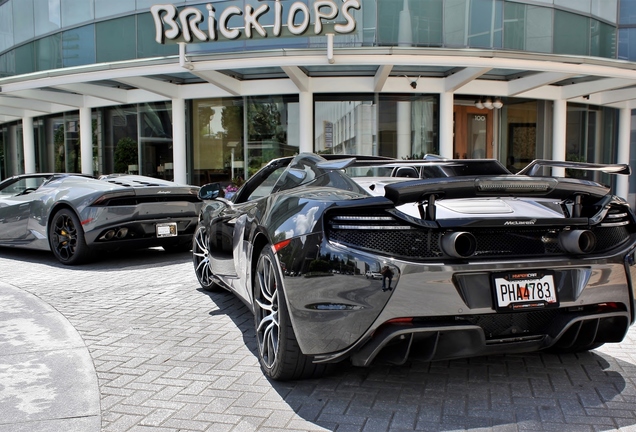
xmin=517 ymin=160 xmax=631 ymax=176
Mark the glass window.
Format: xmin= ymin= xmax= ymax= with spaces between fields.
xmin=96 ymin=16 xmax=137 ymax=63
xmin=526 ymin=6 xmax=553 ymax=53
xmin=315 ymin=94 xmax=377 ymax=155
xmin=35 ymin=34 xmax=62 ymax=71
xmin=377 ymin=0 xmax=442 ymax=47
xmin=63 ymin=24 xmax=95 ymax=67
xmin=381 ymin=94 xmax=438 ymax=158
xmin=500 ymin=100 xmax=538 ymax=173
xmin=1 ymin=124 xmax=24 ymax=178
xmin=96 ymin=0 xmax=136 ymax=19
xmin=444 ymin=0 xmax=468 ymax=46
xmin=565 ymin=104 xmax=618 ymax=187
xmin=555 ymin=0 xmax=590 ymax=14
xmin=554 ymin=10 xmax=589 ymax=55
xmin=137 ymin=13 xmax=178 ymax=58
xmin=136 ymin=0 xmax=160 ymax=11
xmin=503 ymin=2 xmax=525 ymax=51
xmin=0 ymin=1 xmax=15 ymax=52
xmin=590 ymin=20 xmax=616 ymax=58
xmin=52 ymin=114 xmax=81 ymax=173
xmin=315 ymin=94 xmax=437 ymax=158
xmin=139 ymin=102 xmax=173 ymax=179
xmin=618 ymin=27 xmax=636 ymax=60
xmin=468 ymin=0 xmax=503 ymax=48
xmin=61 ymin=0 xmax=94 ymax=27
xmin=13 ymin=0 xmax=35 ymax=44
xmin=191 ymin=95 xmax=299 ymax=187
xmin=34 ymin=119 xmax=53 ymax=173
xmin=0 ymin=126 xmax=6 ymax=180
xmin=0 ymin=51 xmax=16 ymax=78
xmin=34 ymin=0 xmax=61 ymax=37
xmin=620 ymin=0 xmax=636 ymax=25
xmin=192 ymin=98 xmax=243 ymax=187
xmin=15 ymin=43 xmax=35 ymax=75
xmin=591 ymin=0 xmax=617 ymax=24
xmin=246 ymin=95 xmax=299 ymax=179
xmin=106 ymin=105 xmax=139 ymax=175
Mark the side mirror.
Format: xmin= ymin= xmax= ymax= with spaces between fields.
xmin=198 ymin=183 xmax=221 ymax=200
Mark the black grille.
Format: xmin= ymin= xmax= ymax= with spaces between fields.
xmin=414 ymin=310 xmax=561 ymax=340
xmin=326 ymin=206 xmax=633 ymax=261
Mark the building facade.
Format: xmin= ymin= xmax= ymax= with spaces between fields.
xmin=1 ymin=0 xmax=636 ymax=202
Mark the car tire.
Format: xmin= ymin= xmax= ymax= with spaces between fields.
xmin=253 ymin=244 xmax=328 ymax=381
xmin=48 ymin=208 xmax=91 ymax=265
xmin=192 ymin=224 xmax=221 ymax=291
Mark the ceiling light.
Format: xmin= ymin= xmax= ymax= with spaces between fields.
xmin=484 ymin=98 xmax=493 ymax=110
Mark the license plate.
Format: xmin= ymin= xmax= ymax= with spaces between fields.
xmin=493 ymin=271 xmax=557 ymax=310
xmin=156 ymin=222 xmax=177 ymax=237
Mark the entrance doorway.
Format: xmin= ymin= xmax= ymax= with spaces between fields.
xmin=453 ymin=105 xmax=493 ymax=159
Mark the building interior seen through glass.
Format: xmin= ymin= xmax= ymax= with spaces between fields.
xmin=192 ymin=95 xmax=300 ymax=187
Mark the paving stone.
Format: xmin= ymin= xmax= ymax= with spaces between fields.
xmin=3 ymin=247 xmax=636 ymax=431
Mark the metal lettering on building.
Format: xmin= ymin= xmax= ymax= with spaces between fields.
xmin=151 ymin=1 xmax=361 ymax=44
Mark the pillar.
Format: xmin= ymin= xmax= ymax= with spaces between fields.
xmin=172 ymin=98 xmax=187 ymax=184
xmin=397 ymin=102 xmax=411 ymax=158
xmin=439 ymin=92 xmax=454 ymax=158
xmin=299 ymin=91 xmax=313 ymax=153
xmin=80 ymin=107 xmax=93 ymax=175
xmin=616 ymin=107 xmax=631 ymax=199
xmin=552 ymin=99 xmax=567 ymax=177
xmin=22 ymin=116 xmax=36 ymax=173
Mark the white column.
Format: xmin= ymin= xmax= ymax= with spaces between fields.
xmin=172 ymin=98 xmax=187 ymax=184
xmin=79 ymin=107 xmax=93 ymax=175
xmin=439 ymin=92 xmax=454 ymax=158
xmin=616 ymin=107 xmax=631 ymax=199
xmin=22 ymin=116 xmax=36 ymax=173
xmin=299 ymin=91 xmax=313 ymax=153
xmin=397 ymin=102 xmax=411 ymax=158
xmin=551 ymin=99 xmax=567 ymax=177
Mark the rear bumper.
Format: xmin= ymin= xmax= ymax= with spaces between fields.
xmin=84 ymin=217 xmax=198 ymax=249
xmin=278 ymin=233 xmax=636 ymax=365
xmin=346 ymin=309 xmax=629 ymax=367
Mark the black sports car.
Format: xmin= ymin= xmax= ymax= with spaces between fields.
xmin=0 ymin=173 xmax=200 ymax=264
xmin=192 ymin=152 xmax=636 ymax=380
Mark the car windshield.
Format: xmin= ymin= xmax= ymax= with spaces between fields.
xmin=272 ymin=153 xmax=369 ymax=195
xmin=0 ymin=176 xmax=50 ymax=197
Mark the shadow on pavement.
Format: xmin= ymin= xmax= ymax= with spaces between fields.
xmin=0 ymin=246 xmax=192 ymax=271
xmin=200 ymin=287 xmax=635 ymax=431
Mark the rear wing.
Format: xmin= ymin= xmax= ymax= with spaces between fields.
xmin=517 ymin=160 xmax=631 ymax=176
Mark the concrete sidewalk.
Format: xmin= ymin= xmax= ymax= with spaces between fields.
xmin=0 ymin=281 xmax=100 ymax=432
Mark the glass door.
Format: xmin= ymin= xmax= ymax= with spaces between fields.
xmin=453 ymin=105 xmax=493 ymax=159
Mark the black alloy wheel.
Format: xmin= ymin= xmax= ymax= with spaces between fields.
xmin=48 ymin=208 xmax=91 ymax=265
xmin=192 ymin=224 xmax=219 ymax=291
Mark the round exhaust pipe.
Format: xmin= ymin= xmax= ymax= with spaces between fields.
xmin=115 ymin=228 xmax=129 ymax=239
xmin=101 ymin=230 xmax=116 ymax=241
xmin=441 ymin=232 xmax=477 ymax=258
xmin=559 ymin=229 xmax=596 ymax=254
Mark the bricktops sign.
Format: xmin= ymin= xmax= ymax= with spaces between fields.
xmin=151 ymin=1 xmax=361 ymax=44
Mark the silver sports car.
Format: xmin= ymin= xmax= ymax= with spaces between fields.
xmin=0 ymin=173 xmax=200 ymax=264
xmin=193 ymin=153 xmax=636 ymax=380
